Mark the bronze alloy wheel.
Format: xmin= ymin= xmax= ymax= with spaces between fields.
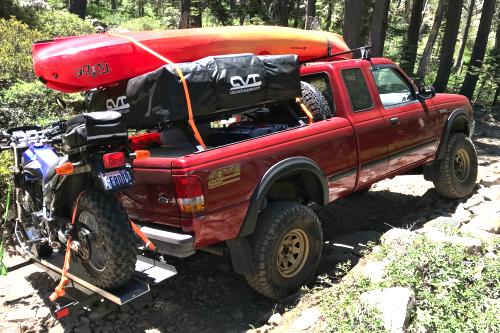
xmin=453 ymin=148 xmax=470 ymax=182
xmin=276 ymin=229 xmax=310 ymax=278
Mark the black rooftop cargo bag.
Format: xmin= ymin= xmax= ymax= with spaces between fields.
xmin=125 ymin=53 xmax=301 ymax=128
xmin=64 ymin=111 xmax=128 ymax=149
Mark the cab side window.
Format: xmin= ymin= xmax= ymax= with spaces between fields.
xmin=302 ymin=73 xmax=335 ymax=116
xmin=341 ymin=68 xmax=373 ymax=112
xmin=371 ymin=67 xmax=416 ymax=107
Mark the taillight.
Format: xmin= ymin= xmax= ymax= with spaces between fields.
xmin=173 ymin=175 xmax=205 ymax=213
xmin=129 ymin=132 xmax=161 ymax=151
xmin=103 ymin=152 xmax=126 ymax=169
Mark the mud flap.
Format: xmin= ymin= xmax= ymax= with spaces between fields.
xmin=226 ymin=237 xmax=253 ymax=276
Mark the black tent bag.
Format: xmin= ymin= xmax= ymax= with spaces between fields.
xmin=64 ymin=112 xmax=128 ymax=149
xmin=125 ymin=53 xmax=300 ymax=128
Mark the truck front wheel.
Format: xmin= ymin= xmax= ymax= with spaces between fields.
xmin=246 ymin=201 xmax=323 ymax=299
xmin=432 ymin=133 xmax=478 ymax=198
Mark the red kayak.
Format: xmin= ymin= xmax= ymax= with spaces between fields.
xmin=32 ymin=26 xmax=350 ymax=93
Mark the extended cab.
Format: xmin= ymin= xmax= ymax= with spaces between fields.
xmin=119 ymin=57 xmax=477 ymax=299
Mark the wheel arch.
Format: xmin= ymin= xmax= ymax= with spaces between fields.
xmin=436 ymin=107 xmax=474 ymax=160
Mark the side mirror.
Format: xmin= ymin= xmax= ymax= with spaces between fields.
xmin=418 ymin=85 xmax=436 ymax=99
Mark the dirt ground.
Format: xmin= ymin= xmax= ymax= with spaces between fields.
xmin=1 ymin=107 xmax=498 ymax=333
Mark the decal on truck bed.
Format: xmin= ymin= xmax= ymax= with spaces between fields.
xmin=208 ymin=164 xmax=241 ymax=189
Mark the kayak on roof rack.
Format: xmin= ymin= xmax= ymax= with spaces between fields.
xmin=32 ymin=26 xmax=350 ymax=93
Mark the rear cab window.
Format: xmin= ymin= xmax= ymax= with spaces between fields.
xmin=341 ymin=68 xmax=373 ymax=112
xmin=301 ymin=73 xmax=335 ymax=116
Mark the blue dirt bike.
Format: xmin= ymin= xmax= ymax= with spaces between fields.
xmin=0 ymin=110 xmax=138 ymax=289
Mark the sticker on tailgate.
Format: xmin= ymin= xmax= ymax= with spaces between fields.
xmin=208 ymin=164 xmax=241 ymax=189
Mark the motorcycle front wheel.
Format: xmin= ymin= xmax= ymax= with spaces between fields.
xmin=75 ymin=190 xmax=136 ymax=289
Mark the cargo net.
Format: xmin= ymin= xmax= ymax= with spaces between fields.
xmin=100 ymin=33 xmax=315 ymax=150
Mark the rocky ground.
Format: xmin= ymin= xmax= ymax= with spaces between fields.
xmin=1 ymin=107 xmax=498 ymax=333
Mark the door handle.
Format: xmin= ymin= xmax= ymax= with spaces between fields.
xmin=389 ymin=117 xmax=400 ymax=126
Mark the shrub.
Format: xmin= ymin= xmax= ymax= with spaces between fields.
xmin=0 ymin=17 xmax=42 ymax=87
xmin=34 ymin=10 xmax=94 ymax=38
xmin=0 ymin=80 xmax=85 ymax=129
xmin=119 ymin=16 xmax=167 ymax=31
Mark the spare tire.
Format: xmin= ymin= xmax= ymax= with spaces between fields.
xmin=300 ymin=81 xmax=331 ymax=121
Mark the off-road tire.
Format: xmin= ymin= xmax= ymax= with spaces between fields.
xmin=432 ymin=133 xmax=478 ymax=198
xmin=76 ymin=190 xmax=136 ymax=289
xmin=246 ymin=201 xmax=323 ymax=299
xmin=300 ymin=81 xmax=331 ymax=121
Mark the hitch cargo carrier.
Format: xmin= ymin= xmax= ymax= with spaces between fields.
xmin=11 ymin=251 xmax=176 ymax=319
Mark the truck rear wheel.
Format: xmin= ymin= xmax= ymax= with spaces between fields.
xmin=246 ymin=201 xmax=323 ymax=299
xmin=76 ymin=190 xmax=137 ymax=289
xmin=432 ymin=133 xmax=478 ymax=198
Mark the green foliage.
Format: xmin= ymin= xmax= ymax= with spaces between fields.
xmin=0 ymin=17 xmax=42 ymax=87
xmin=319 ymin=232 xmax=500 ymax=332
xmin=34 ymin=10 xmax=94 ymax=38
xmin=120 ymin=16 xmax=168 ymax=31
xmin=0 ymin=81 xmax=84 ymax=129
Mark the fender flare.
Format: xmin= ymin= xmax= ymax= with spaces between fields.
xmin=227 ymin=157 xmax=328 ymax=276
xmin=436 ymin=107 xmax=474 ymax=160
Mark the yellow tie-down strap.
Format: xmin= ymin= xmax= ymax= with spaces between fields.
xmin=108 ymin=32 xmax=207 ymax=150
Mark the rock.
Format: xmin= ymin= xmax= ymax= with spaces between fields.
xmin=6 ymin=309 xmax=36 ymax=322
xmin=267 ymin=313 xmax=282 ymax=326
xmin=463 ymin=196 xmax=484 ymax=210
xmin=467 ymin=214 xmax=500 ymax=234
xmin=35 ymin=306 xmax=51 ymax=319
xmin=423 ymin=217 xmax=461 ymax=230
xmin=362 ymin=260 xmax=389 ymax=283
xmin=380 ymin=228 xmax=416 ymax=248
xmin=424 ymin=229 xmax=482 ymax=254
xmin=469 ymin=201 xmax=500 ymax=217
xmin=460 ymin=224 xmax=496 ymax=242
xmin=480 ymin=175 xmax=500 ymax=187
xmin=292 ymin=307 xmax=321 ymax=331
xmin=451 ymin=204 xmax=472 ymax=223
xmin=48 ymin=323 xmax=64 ymax=333
xmin=359 ymin=287 xmax=415 ymax=333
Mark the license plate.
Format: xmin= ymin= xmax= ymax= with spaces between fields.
xmin=101 ymin=169 xmax=133 ymax=190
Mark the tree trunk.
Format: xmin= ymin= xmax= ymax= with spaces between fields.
xmin=110 ymin=0 xmax=116 ymax=10
xmin=493 ymin=12 xmax=500 ymax=105
xmin=416 ymin=0 xmax=448 ymax=82
xmin=305 ymin=0 xmax=316 ymax=30
xmin=460 ymin=0 xmax=496 ymax=99
xmin=325 ymin=0 xmax=333 ymax=31
xmin=433 ymin=0 xmax=464 ymax=92
xmin=293 ymin=0 xmax=300 ymax=28
xmin=179 ymin=0 xmax=191 ymax=29
xmin=370 ymin=0 xmax=391 ymax=57
xmin=344 ymin=0 xmax=364 ymax=49
xmin=68 ymin=0 xmax=87 ymax=19
xmin=400 ymin=0 xmax=426 ymax=75
xmin=190 ymin=0 xmax=203 ymax=28
xmin=277 ymin=0 xmax=288 ymax=26
xmin=453 ymin=0 xmax=476 ymax=73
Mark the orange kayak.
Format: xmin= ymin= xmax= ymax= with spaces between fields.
xmin=32 ymin=26 xmax=350 ymax=93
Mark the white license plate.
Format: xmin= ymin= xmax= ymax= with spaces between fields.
xmin=102 ymin=169 xmax=133 ymax=190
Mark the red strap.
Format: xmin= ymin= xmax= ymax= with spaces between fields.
xmin=130 ymin=221 xmax=156 ymax=251
xmin=49 ymin=192 xmax=84 ymax=302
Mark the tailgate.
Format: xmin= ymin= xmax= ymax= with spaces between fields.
xmin=119 ymin=157 xmax=182 ymax=227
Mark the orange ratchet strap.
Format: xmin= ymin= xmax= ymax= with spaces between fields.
xmin=130 ymin=221 xmax=156 ymax=251
xmin=295 ymin=98 xmax=314 ymax=124
xmin=108 ymin=33 xmax=207 ymax=150
xmin=49 ymin=192 xmax=84 ymax=302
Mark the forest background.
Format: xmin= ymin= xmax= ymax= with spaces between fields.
xmin=0 ymin=0 xmax=498 ymax=186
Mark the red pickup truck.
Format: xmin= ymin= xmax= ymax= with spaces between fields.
xmin=119 ymin=57 xmax=477 ymax=299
